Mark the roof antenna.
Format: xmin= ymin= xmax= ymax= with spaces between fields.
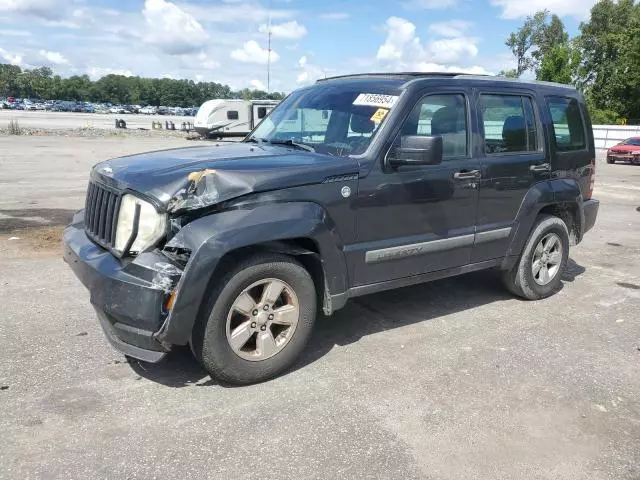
xmin=267 ymin=0 xmax=272 ymax=93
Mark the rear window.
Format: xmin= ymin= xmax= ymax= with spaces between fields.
xmin=547 ymin=97 xmax=586 ymax=151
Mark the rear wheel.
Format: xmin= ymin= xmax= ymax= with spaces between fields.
xmin=502 ymin=215 xmax=569 ymax=300
xmin=192 ymin=253 xmax=317 ymax=385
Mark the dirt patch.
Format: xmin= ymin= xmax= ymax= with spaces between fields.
xmin=2 ymin=225 xmax=65 ymax=254
xmin=0 ymin=208 xmax=74 ymax=234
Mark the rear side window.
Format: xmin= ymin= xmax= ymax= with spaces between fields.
xmin=227 ymin=110 xmax=239 ymax=120
xmin=547 ymin=97 xmax=586 ymax=151
xmin=480 ymin=94 xmax=538 ymax=154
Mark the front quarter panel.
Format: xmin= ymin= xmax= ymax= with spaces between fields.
xmin=157 ymin=201 xmax=349 ymax=345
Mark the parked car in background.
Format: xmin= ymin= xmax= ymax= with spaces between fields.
xmin=140 ymin=106 xmax=158 ymax=115
xmin=607 ymin=137 xmax=640 ymax=164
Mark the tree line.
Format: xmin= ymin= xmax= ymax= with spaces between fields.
xmin=502 ymin=0 xmax=640 ymax=124
xmin=0 ymin=65 xmax=284 ymax=107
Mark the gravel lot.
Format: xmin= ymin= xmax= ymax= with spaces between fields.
xmin=1 ymin=133 xmax=639 ymax=480
xmin=0 ymin=110 xmax=194 ymax=131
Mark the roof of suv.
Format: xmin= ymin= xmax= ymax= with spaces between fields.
xmin=316 ymin=72 xmax=575 ymax=91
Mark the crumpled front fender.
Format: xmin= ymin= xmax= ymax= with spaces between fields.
xmin=155 ymin=201 xmax=349 ymax=346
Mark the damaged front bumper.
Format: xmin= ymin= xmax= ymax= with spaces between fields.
xmin=63 ymin=210 xmax=182 ymax=363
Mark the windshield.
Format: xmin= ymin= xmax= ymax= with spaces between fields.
xmin=247 ymin=83 xmax=401 ymax=157
xmin=622 ymin=138 xmax=640 ymax=146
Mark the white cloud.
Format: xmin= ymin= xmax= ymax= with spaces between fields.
xmin=178 ymin=2 xmax=295 ymax=24
xmin=426 ymin=37 xmax=478 ymax=63
xmin=0 ymin=47 xmax=22 ymax=66
xmin=143 ymin=0 xmax=208 ymax=55
xmin=259 ymin=20 xmax=307 ymax=39
xmin=0 ymin=0 xmax=64 ymax=19
xmin=295 ymin=55 xmax=328 ymax=84
xmin=250 ymin=79 xmax=266 ymax=90
xmin=87 ymin=67 xmax=134 ymax=80
xmin=404 ymin=0 xmax=458 ymax=9
xmin=415 ymin=63 xmax=490 ymax=74
xmin=376 ymin=17 xmax=480 ymax=69
xmin=231 ymin=40 xmax=279 ymax=65
xmin=490 ymin=0 xmax=598 ymax=19
xmin=319 ymin=12 xmax=349 ymax=20
xmin=39 ymin=50 xmax=69 ymax=65
xmin=428 ymin=20 xmax=472 ymax=38
xmin=0 ymin=29 xmax=31 ymax=36
xmin=376 ymin=16 xmax=420 ymax=62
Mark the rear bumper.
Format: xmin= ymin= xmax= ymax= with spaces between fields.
xmin=63 ymin=211 xmax=182 ymax=363
xmin=583 ymin=198 xmax=599 ymax=235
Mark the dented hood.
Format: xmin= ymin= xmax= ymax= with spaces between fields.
xmin=91 ymin=142 xmax=359 ymax=212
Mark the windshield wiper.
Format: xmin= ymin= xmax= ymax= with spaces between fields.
xmin=266 ymin=139 xmax=316 ymax=152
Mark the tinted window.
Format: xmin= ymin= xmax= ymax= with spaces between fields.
xmin=622 ymin=138 xmax=640 ymax=146
xmin=480 ymin=94 xmax=538 ymax=154
xmin=257 ymin=107 xmax=267 ymax=119
xmin=250 ymin=83 xmax=399 ymax=157
xmin=227 ymin=110 xmax=239 ymax=120
xmin=547 ymin=97 xmax=586 ymax=151
xmin=399 ymin=94 xmax=468 ymax=159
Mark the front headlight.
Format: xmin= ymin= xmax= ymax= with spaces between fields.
xmin=114 ymin=194 xmax=166 ymax=255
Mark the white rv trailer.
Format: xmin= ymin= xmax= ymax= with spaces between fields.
xmin=194 ymin=99 xmax=279 ymax=138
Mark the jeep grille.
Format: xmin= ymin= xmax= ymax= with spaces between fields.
xmin=84 ymin=181 xmax=121 ymax=248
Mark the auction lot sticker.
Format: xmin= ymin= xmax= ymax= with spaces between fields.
xmin=353 ymin=93 xmax=399 ymax=109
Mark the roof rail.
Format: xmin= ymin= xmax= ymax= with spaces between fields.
xmin=317 ymin=72 xmax=490 ymax=82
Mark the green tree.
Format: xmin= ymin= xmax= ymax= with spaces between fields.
xmin=506 ymin=10 xmax=571 ymax=79
xmin=578 ymin=0 xmax=640 ymax=121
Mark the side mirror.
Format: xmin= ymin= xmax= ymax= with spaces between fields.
xmin=389 ymin=135 xmax=443 ymax=167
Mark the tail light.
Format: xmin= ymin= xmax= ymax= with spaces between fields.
xmin=585 ymin=157 xmax=595 ymax=200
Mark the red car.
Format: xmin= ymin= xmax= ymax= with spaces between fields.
xmin=607 ymin=136 xmax=640 ymax=164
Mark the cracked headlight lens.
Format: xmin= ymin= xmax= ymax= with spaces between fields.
xmin=115 ymin=194 xmax=166 ymax=254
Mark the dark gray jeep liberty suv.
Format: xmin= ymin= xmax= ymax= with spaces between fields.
xmin=64 ymin=73 xmax=599 ymax=384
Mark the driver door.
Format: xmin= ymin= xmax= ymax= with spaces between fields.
xmin=349 ymin=91 xmax=480 ymax=286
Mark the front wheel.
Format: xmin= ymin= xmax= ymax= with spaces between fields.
xmin=192 ymin=254 xmax=317 ymax=385
xmin=502 ymin=215 xmax=570 ymax=300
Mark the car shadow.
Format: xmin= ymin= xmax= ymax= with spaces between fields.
xmin=130 ymin=259 xmax=586 ymax=387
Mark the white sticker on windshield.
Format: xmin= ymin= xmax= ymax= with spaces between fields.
xmin=353 ymin=93 xmax=399 ymax=109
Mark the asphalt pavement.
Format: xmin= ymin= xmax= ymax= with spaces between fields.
xmin=1 ymin=134 xmax=639 ymax=480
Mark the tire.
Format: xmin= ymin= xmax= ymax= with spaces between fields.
xmin=192 ymin=253 xmax=317 ymax=385
xmin=607 ymin=157 xmax=614 ymax=164
xmin=501 ymin=214 xmax=570 ymax=300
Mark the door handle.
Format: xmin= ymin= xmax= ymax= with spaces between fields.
xmin=530 ymin=163 xmax=551 ymax=173
xmin=453 ymin=170 xmax=481 ymax=180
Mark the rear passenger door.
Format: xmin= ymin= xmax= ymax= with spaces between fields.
xmin=471 ymin=89 xmax=548 ymax=263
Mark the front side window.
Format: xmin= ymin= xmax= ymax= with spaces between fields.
xmin=480 ymin=94 xmax=538 ymax=154
xmin=248 ymin=84 xmax=401 ymax=157
xmin=397 ymin=94 xmax=468 ymax=159
xmin=547 ymin=97 xmax=586 ymax=151
xmin=227 ymin=110 xmax=239 ymax=120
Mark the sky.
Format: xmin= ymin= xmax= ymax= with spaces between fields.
xmin=0 ymin=0 xmax=600 ymax=93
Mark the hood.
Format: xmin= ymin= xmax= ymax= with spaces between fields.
xmin=610 ymin=144 xmax=640 ymax=153
xmin=91 ymin=142 xmax=359 ymax=213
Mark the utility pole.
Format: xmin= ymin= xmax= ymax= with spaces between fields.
xmin=267 ymin=0 xmax=272 ymax=93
